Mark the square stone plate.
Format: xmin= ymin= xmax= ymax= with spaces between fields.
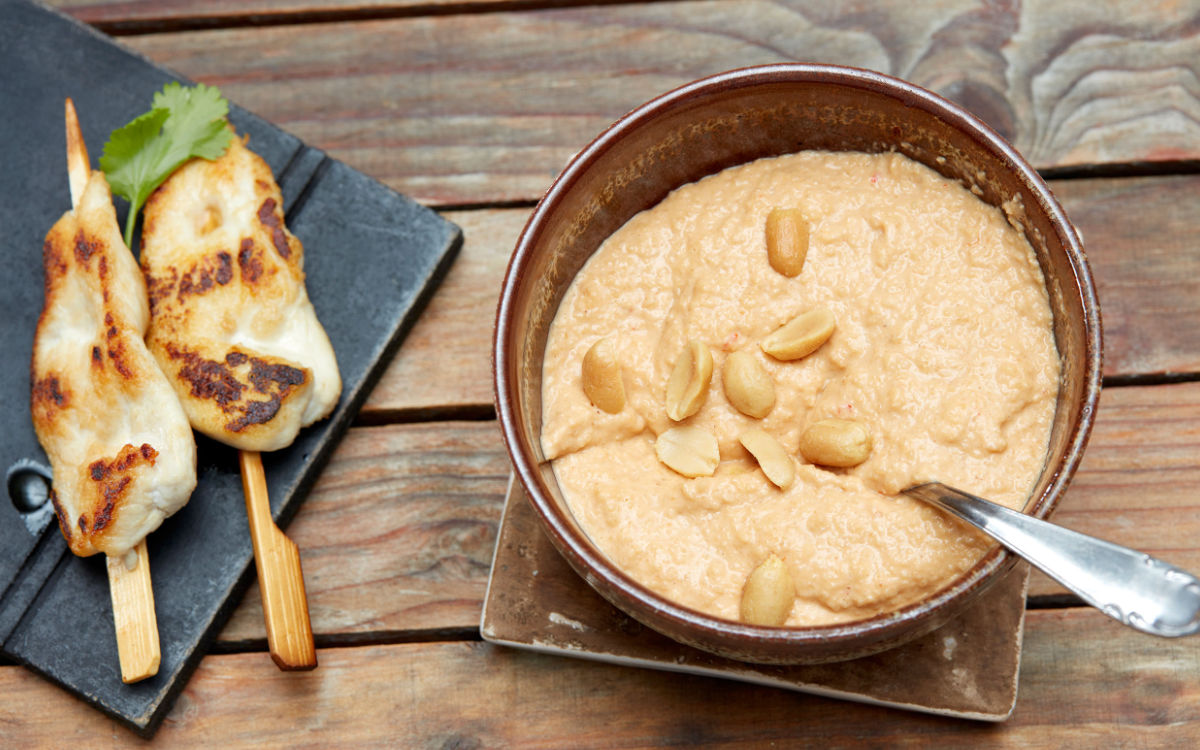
xmin=0 ymin=0 xmax=461 ymax=735
xmin=482 ymin=477 xmax=1029 ymax=721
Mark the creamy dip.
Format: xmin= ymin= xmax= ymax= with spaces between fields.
xmin=540 ymin=151 xmax=1059 ymax=626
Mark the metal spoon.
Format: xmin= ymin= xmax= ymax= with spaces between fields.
xmin=903 ymin=482 xmax=1200 ymax=637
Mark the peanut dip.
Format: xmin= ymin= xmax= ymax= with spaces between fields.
xmin=541 ymin=151 xmax=1059 ymax=626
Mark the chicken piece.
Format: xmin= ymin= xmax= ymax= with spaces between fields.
xmin=139 ymin=134 xmax=340 ymax=452
xmin=31 ymin=107 xmax=197 ymax=560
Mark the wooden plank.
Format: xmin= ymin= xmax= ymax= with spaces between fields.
xmin=361 ymin=173 xmax=1200 ymax=416
xmin=93 ymin=1 xmax=1200 ymax=207
xmin=1029 ymin=380 xmax=1200 ymax=597
xmin=217 ymin=381 xmax=1200 ymax=641
xmin=51 ymin=0 xmax=564 ymax=28
xmin=218 ymin=420 xmax=509 ymax=643
xmin=1054 ymin=175 xmax=1200 ymax=379
xmin=362 ymin=209 xmax=519 ymax=417
xmin=3 ymin=607 xmax=1197 ymax=746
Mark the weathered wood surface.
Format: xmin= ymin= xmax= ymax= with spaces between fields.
xmin=362 ymin=209 xmax=516 ymax=419
xmin=1028 ymin=380 xmax=1200 ymax=597
xmin=17 ymin=2 xmax=1200 ymax=746
xmin=3 ymin=607 xmax=1197 ymax=747
xmin=52 ymin=0 xmax=560 ymax=28
xmin=219 ymin=420 xmax=508 ymax=644
xmin=362 ymin=174 xmax=1200 ymax=418
xmin=1054 ymin=175 xmax=1200 ymax=380
xmin=209 ymin=380 xmax=1200 ymax=644
xmin=82 ymin=0 xmax=1200 ymax=207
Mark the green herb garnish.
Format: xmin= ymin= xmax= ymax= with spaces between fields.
xmin=100 ymin=82 xmax=234 ymax=248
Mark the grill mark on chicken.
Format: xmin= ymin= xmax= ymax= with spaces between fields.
xmin=73 ymin=230 xmax=101 ymax=264
xmin=33 ymin=375 xmax=69 ymax=409
xmin=43 ymin=238 xmax=67 ymax=280
xmin=257 ymin=198 xmax=290 ymax=259
xmin=168 ymin=344 xmax=245 ymax=406
xmin=176 ymin=251 xmax=237 ymax=302
xmin=247 ymin=357 xmax=302 ymax=391
xmin=50 ymin=490 xmax=71 ymax=542
xmin=225 ymin=359 xmax=305 ymax=432
xmin=84 ymin=443 xmax=159 ymax=534
xmin=89 ymin=443 xmax=158 ymax=480
xmin=90 ymin=476 xmax=127 ymax=532
xmin=231 ymin=400 xmax=282 ymax=431
xmin=249 ymin=359 xmax=305 ymax=395
xmin=164 ymin=344 xmax=306 ymax=432
xmin=177 ymin=269 xmax=214 ymax=300
xmin=145 ymin=267 xmax=177 ymax=314
xmin=237 ymin=239 xmax=264 ymax=283
xmin=98 ymin=254 xmax=111 ymax=308
xmin=215 ymin=251 xmax=233 ymax=285
xmin=106 ymin=340 xmax=135 ymax=379
xmin=173 ymin=348 xmax=307 ymax=431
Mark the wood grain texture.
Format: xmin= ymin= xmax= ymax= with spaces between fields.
xmin=218 ymin=420 xmax=509 ymax=643
xmin=52 ymin=0 xmax=574 ymax=28
xmin=239 ymin=451 xmax=317 ymax=670
xmin=362 ymin=209 xmax=517 ymax=417
xmin=1029 ymin=380 xmax=1200 ymax=597
xmin=106 ymin=540 xmax=161 ymax=684
xmin=98 ymin=1 xmax=1200 ymax=206
xmin=24 ymin=3 xmax=1200 ymax=743
xmin=3 ymin=607 xmax=1197 ymax=746
xmin=360 ymin=173 xmax=1200 ymax=415
xmin=1054 ymin=175 xmax=1200 ymax=379
xmin=214 ymin=381 xmax=1200 ymax=642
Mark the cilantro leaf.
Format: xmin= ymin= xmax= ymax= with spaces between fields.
xmin=99 ymin=82 xmax=234 ymax=248
xmin=99 ymin=108 xmax=170 ymax=246
xmin=153 ymin=82 xmax=233 ymax=163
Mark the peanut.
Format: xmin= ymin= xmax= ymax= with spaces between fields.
xmin=798 ymin=418 xmax=872 ymax=468
xmin=665 ymin=340 xmax=714 ymax=421
xmin=765 ymin=208 xmax=810 ymax=277
xmin=740 ymin=554 xmax=795 ymax=626
xmin=581 ymin=337 xmax=625 ymax=413
xmin=722 ymin=350 xmax=775 ymax=418
xmin=655 ymin=426 xmax=720 ymax=478
xmin=760 ymin=307 xmax=835 ymax=361
xmin=738 ymin=428 xmax=795 ymax=489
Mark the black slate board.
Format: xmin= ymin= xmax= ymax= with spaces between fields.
xmin=0 ymin=0 xmax=462 ymax=735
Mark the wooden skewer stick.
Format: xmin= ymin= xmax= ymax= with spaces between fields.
xmin=65 ymin=99 xmax=88 ymax=207
xmin=67 ymin=98 xmax=161 ymax=683
xmin=239 ymin=450 xmax=317 ymax=670
xmin=107 ymin=542 xmax=161 ymax=683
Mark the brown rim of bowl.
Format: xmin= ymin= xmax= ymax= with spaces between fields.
xmin=494 ymin=63 xmax=1103 ymax=651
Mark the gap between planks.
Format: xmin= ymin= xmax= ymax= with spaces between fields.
xmin=208 ymin=625 xmax=484 ymax=655
xmin=6 ymin=606 xmax=1198 ymax=747
xmin=62 ymin=0 xmax=694 ymax=36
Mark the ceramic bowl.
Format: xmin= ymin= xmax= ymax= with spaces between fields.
xmin=493 ymin=64 xmax=1102 ymax=664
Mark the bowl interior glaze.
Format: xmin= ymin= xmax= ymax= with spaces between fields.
xmin=495 ymin=64 xmax=1102 ymax=664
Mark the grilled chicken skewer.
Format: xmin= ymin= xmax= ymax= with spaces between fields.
xmin=31 ymin=100 xmax=198 ymax=683
xmin=140 ymin=134 xmax=340 ymax=670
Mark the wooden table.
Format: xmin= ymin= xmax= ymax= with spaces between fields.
xmin=7 ymin=1 xmax=1200 ymax=745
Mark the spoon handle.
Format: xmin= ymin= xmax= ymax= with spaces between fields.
xmin=904 ymin=482 xmax=1200 ymax=637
